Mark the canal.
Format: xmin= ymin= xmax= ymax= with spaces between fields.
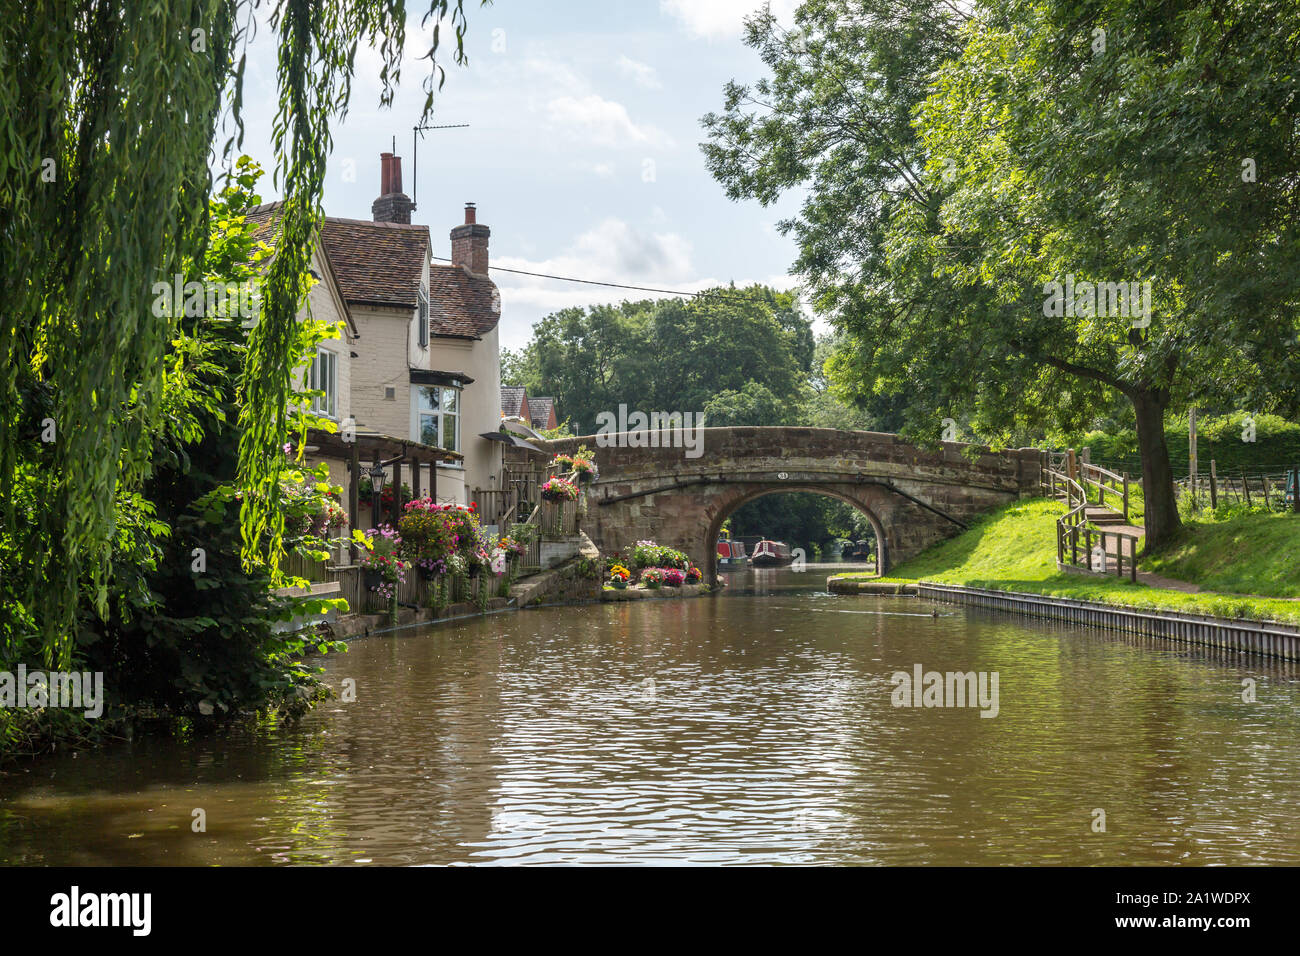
xmin=2 ymin=565 xmax=1299 ymax=865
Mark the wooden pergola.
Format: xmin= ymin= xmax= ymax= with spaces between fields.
xmin=307 ymin=427 xmax=464 ymax=539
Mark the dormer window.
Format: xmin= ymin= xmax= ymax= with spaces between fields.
xmin=418 ymin=285 xmax=429 ymax=349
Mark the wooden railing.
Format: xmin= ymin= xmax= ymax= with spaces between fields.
xmin=1079 ymin=460 xmax=1131 ymax=522
xmin=1041 ymin=450 xmax=1131 ymax=522
xmin=1056 ymin=500 xmax=1140 ymax=582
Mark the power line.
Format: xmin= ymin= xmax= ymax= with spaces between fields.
xmin=430 ymin=256 xmax=789 ymax=304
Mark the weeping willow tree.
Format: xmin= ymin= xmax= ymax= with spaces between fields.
xmin=0 ymin=0 xmax=482 ymax=666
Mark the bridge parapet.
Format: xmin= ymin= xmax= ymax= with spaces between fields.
xmin=537 ymin=428 xmax=1045 ymax=577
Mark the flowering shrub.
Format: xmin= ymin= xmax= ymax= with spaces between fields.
xmin=629 ymin=540 xmax=689 ymax=570
xmin=395 ymin=498 xmax=490 ymax=572
xmin=639 ymin=567 xmax=664 ymax=588
xmin=540 ymin=476 xmax=578 ymax=502
xmin=498 ymin=535 xmax=527 ymax=558
xmin=663 ymin=568 xmax=686 ymax=587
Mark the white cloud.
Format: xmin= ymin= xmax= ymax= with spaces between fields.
xmin=544 ymin=94 xmax=670 ymax=149
xmin=616 ymin=54 xmax=663 ymax=90
xmin=492 ymin=218 xmax=803 ymax=348
xmin=659 ymin=0 xmax=797 ymax=39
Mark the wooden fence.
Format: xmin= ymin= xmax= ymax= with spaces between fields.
xmin=1175 ymin=463 xmax=1300 ymax=512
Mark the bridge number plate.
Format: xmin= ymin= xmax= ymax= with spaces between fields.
xmin=777 ymin=472 xmax=789 ymax=480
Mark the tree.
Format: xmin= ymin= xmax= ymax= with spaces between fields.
xmin=509 ymin=286 xmax=813 ymax=435
xmin=703 ymin=0 xmax=1300 ymax=548
xmin=1 ymin=0 xmax=484 ymax=664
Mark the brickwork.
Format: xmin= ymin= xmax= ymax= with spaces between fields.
xmin=540 ymin=428 xmax=1043 ymax=578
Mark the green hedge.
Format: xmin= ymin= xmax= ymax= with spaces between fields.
xmin=1067 ymin=412 xmax=1300 ymax=476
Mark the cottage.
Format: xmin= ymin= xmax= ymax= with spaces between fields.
xmin=245 ymin=152 xmax=505 ymax=522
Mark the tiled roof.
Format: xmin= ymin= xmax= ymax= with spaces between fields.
xmin=501 ymin=385 xmax=528 ymax=418
xmin=244 ymin=204 xmax=427 ymax=309
xmin=428 ymin=264 xmax=500 ymax=339
xmin=528 ymin=396 xmax=557 ymax=429
xmin=239 ymin=204 xmax=500 ymax=337
xmin=320 ymin=216 xmax=429 ymax=309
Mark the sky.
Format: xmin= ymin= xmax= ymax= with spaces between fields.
xmin=225 ymin=0 xmax=807 ymax=350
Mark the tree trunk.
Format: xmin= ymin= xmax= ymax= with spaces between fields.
xmin=1133 ymin=389 xmax=1181 ymax=550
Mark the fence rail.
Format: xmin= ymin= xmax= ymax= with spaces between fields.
xmin=1175 ymin=464 xmax=1299 ymax=513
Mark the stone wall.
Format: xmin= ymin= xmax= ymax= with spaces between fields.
xmin=543 ymin=428 xmax=1043 ymax=577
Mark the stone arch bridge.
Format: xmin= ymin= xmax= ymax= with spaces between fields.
xmin=540 ymin=428 xmax=1043 ymax=579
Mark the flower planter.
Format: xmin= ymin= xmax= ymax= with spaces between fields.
xmin=611 ymin=580 xmax=628 ymax=590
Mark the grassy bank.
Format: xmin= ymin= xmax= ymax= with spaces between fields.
xmin=838 ymin=499 xmax=1300 ymax=625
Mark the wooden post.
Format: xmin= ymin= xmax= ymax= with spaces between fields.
xmin=1085 ymin=526 xmax=1092 ymax=569
xmin=1067 ymin=449 xmax=1077 ymax=506
xmin=390 ymin=459 xmax=402 ymax=526
xmin=1241 ymin=468 xmax=1252 ymax=507
xmin=1115 ymin=534 xmax=1123 ymax=579
xmin=1057 ymin=524 xmax=1064 ymax=565
xmin=429 ymin=455 xmax=438 ymax=504
xmin=1129 ymin=535 xmax=1137 ymax=582
xmin=1209 ymin=460 xmax=1217 ymax=510
xmin=1188 ymin=407 xmax=1198 ymax=504
xmin=348 ymin=440 xmax=360 ymax=562
xmin=1293 ymin=467 xmax=1300 ymax=514
xmin=1122 ymin=472 xmax=1130 ymax=522
xmin=1262 ymin=474 xmax=1272 ymax=509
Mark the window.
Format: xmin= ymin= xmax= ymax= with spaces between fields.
xmin=309 ymin=348 xmax=338 ymax=419
xmin=417 ymin=385 xmax=459 ymax=452
xmin=418 ymin=285 xmax=429 ymax=349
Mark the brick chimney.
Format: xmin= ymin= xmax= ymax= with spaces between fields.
xmin=371 ymin=152 xmax=416 ymax=224
xmin=450 ymin=203 xmax=490 ymax=275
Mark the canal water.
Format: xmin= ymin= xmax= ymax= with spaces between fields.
xmin=3 ymin=565 xmax=1299 ymax=865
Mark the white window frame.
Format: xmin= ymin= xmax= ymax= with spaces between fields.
xmin=417 ymin=286 xmax=429 ymax=349
xmin=415 ymin=385 xmax=460 ymax=452
xmin=309 ymin=347 xmax=338 ymax=419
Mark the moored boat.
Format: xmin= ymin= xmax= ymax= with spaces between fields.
xmin=717 ymin=538 xmax=748 ymax=569
xmin=750 ymin=539 xmax=793 ymax=567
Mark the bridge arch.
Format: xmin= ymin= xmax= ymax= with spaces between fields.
xmin=704 ymin=484 xmax=888 ymax=581
xmin=538 ymin=427 xmax=1042 ymax=581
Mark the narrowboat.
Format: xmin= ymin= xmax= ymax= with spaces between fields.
xmin=750 ymin=539 xmax=793 ymax=567
xmin=843 ymin=539 xmax=874 ymax=562
xmin=716 ymin=538 xmax=748 ymax=569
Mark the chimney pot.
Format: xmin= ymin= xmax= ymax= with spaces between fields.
xmin=450 ymin=206 xmax=490 ymax=275
xmin=372 ymin=151 xmax=416 ymax=224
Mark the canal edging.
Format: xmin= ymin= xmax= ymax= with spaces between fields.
xmin=914 ymin=582 xmax=1300 ymax=661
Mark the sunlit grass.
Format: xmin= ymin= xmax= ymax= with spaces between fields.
xmin=836 ymin=498 xmax=1300 ymax=625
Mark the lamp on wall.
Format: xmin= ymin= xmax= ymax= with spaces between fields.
xmin=368 ymin=460 xmax=387 ymax=527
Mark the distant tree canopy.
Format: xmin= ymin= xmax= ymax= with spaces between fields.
xmin=503 ymin=288 xmax=903 ymax=434
xmin=703 ymin=0 xmax=1300 ymax=549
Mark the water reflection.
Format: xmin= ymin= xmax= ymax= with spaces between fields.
xmin=2 ymin=567 xmax=1298 ymax=865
